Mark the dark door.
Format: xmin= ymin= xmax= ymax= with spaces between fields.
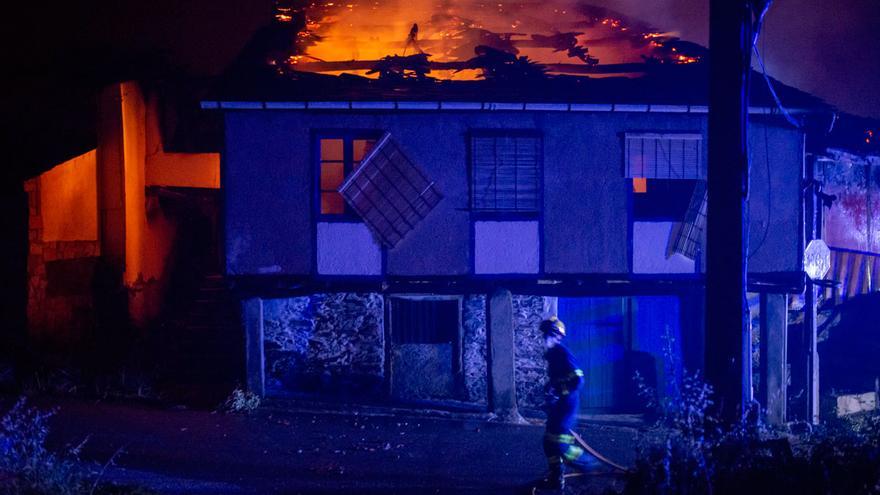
xmin=558 ymin=297 xmax=628 ymax=412
xmin=558 ymin=296 xmax=683 ymax=413
xmin=630 ymin=296 xmax=682 ymax=403
xmin=388 ymin=297 xmax=462 ymax=402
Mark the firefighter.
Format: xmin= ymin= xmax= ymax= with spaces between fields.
xmin=535 ymin=316 xmax=604 ymax=490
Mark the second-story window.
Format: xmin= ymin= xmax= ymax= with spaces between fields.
xmin=470 ymin=132 xmax=541 ymax=213
xmin=318 ymin=134 xmax=378 ymax=216
xmin=625 ymin=132 xmax=706 ymax=261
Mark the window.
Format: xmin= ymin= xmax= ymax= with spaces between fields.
xmin=318 ymin=134 xmax=379 ymax=216
xmin=470 ymin=133 xmax=541 ymax=212
xmin=667 ymin=181 xmax=707 ymax=260
xmin=338 ymin=133 xmax=442 ymax=248
xmin=625 ymin=133 xmax=703 ymax=180
xmin=625 ymin=133 xmax=706 ymax=262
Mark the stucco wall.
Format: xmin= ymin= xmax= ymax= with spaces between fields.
xmin=819 ymin=156 xmax=880 ymax=253
xmin=224 ymin=112 xmax=313 ymax=275
xmin=223 ymin=111 xmax=802 ymax=277
xmin=25 ymin=178 xmax=99 ymax=342
xmin=39 ymin=150 xmax=98 ymax=242
xmin=746 ymin=121 xmax=804 ymax=273
xmin=145 ymin=93 xmax=220 ymax=189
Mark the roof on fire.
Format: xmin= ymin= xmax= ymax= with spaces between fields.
xmin=205 ymin=63 xmax=830 ymax=113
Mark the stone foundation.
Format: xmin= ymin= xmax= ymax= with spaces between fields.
xmin=260 ymin=292 xmax=547 ymax=408
xmin=263 ymin=293 xmax=385 ymax=396
xmin=462 ymin=295 xmax=488 ymax=404
xmin=513 ymin=295 xmax=547 ymax=411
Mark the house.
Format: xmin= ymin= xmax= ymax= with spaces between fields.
xmin=808 ymin=114 xmax=880 ymax=417
xmin=202 ymin=65 xmax=830 ymax=420
xmin=23 ymin=81 xmax=233 ymax=391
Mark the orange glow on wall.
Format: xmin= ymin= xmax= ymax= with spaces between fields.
xmin=121 ymin=82 xmax=147 ymax=292
xmin=145 ymin=94 xmax=220 ymax=189
xmin=39 ymin=150 xmax=99 ymax=242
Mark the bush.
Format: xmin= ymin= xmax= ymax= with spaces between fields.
xmin=221 ymin=388 xmax=261 ymax=414
xmin=625 ymin=331 xmax=880 ymax=495
xmin=0 ymin=398 xmax=86 ymax=495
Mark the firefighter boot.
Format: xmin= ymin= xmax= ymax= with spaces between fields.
xmin=569 ymin=451 xmax=607 ymax=474
xmin=534 ymin=463 xmax=565 ymax=491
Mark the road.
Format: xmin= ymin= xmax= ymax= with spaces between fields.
xmin=17 ymin=396 xmax=640 ymax=494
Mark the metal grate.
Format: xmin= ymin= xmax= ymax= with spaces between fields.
xmin=339 ymin=133 xmax=442 ymax=248
xmin=667 ymin=180 xmax=707 ymax=260
xmin=471 ymin=135 xmax=540 ymax=212
xmin=391 ymin=298 xmax=459 ymax=344
xmin=625 ymin=133 xmax=703 ymax=180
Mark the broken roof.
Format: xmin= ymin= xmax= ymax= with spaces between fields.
xmin=206 ymin=63 xmax=830 ymax=112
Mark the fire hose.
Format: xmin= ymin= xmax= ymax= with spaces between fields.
xmin=568 ymin=429 xmax=630 ymax=473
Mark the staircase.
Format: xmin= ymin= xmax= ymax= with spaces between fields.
xmin=159 ymin=273 xmax=244 ymax=405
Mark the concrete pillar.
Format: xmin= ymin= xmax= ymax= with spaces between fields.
xmin=96 ymin=83 xmax=126 ymax=271
xmin=759 ymin=293 xmax=787 ymax=425
xmin=487 ymin=288 xmax=524 ymax=422
xmin=242 ymin=298 xmax=265 ymax=396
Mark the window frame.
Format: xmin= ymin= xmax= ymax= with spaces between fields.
xmin=467 ymin=129 xmax=543 ymax=220
xmin=623 ymin=130 xmax=705 ymax=274
xmin=313 ymin=130 xmax=384 ymax=222
xmin=384 ymin=294 xmax=464 ymax=400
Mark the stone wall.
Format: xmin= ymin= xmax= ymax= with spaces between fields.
xmin=263 ymin=293 xmax=385 ymax=396
xmin=513 ymin=295 xmax=547 ymax=411
xmin=25 ymin=178 xmax=100 ymax=342
xmin=260 ymin=292 xmax=549 ymax=408
xmin=462 ymin=295 xmax=488 ymax=404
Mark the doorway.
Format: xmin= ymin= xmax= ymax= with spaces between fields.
xmin=387 ymin=296 xmax=462 ymax=403
xmin=557 ymin=295 xmax=682 ymax=413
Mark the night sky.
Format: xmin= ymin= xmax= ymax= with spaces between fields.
xmin=4 ymin=0 xmax=879 ymax=175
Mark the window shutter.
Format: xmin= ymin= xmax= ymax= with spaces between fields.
xmin=471 ymin=135 xmax=540 ymax=211
xmin=339 ymin=133 xmax=442 ymax=248
xmin=667 ymin=180 xmax=708 ymax=260
xmin=625 ymin=133 xmax=704 ymax=180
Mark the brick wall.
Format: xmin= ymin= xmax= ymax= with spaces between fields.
xmin=25 ymin=178 xmax=100 ymax=342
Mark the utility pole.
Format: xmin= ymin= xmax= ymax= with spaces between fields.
xmin=706 ymin=0 xmax=753 ymax=424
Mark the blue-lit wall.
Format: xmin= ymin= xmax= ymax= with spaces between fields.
xmin=222 ymin=110 xmax=803 ymax=278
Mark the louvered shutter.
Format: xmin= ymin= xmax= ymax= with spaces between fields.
xmin=625 ymin=133 xmax=704 ymax=180
xmin=471 ymin=135 xmax=540 ymax=211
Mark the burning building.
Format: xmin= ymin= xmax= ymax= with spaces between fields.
xmin=21 ymin=1 xmax=879 ymax=422
xmin=190 ymin=0 xmax=845 ymax=420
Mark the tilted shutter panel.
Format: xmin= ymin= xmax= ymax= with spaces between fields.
xmin=667 ymin=180 xmax=708 ymax=260
xmin=339 ymin=133 xmax=442 ymax=248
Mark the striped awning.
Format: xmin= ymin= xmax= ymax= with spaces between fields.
xmin=824 ymin=247 xmax=880 ymax=304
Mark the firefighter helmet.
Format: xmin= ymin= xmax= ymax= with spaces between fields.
xmin=540 ymin=316 xmax=566 ymax=338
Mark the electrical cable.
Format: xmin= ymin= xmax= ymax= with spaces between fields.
xmin=751 ymin=0 xmax=801 ymax=129
xmin=746 ymin=10 xmax=776 ymax=259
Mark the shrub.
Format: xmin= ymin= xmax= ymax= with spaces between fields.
xmin=625 ymin=330 xmax=880 ymax=495
xmin=0 ymin=398 xmax=86 ymax=495
xmin=221 ymin=388 xmax=261 ymax=414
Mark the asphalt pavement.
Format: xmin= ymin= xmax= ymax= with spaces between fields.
xmin=14 ymin=396 xmax=640 ymax=494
